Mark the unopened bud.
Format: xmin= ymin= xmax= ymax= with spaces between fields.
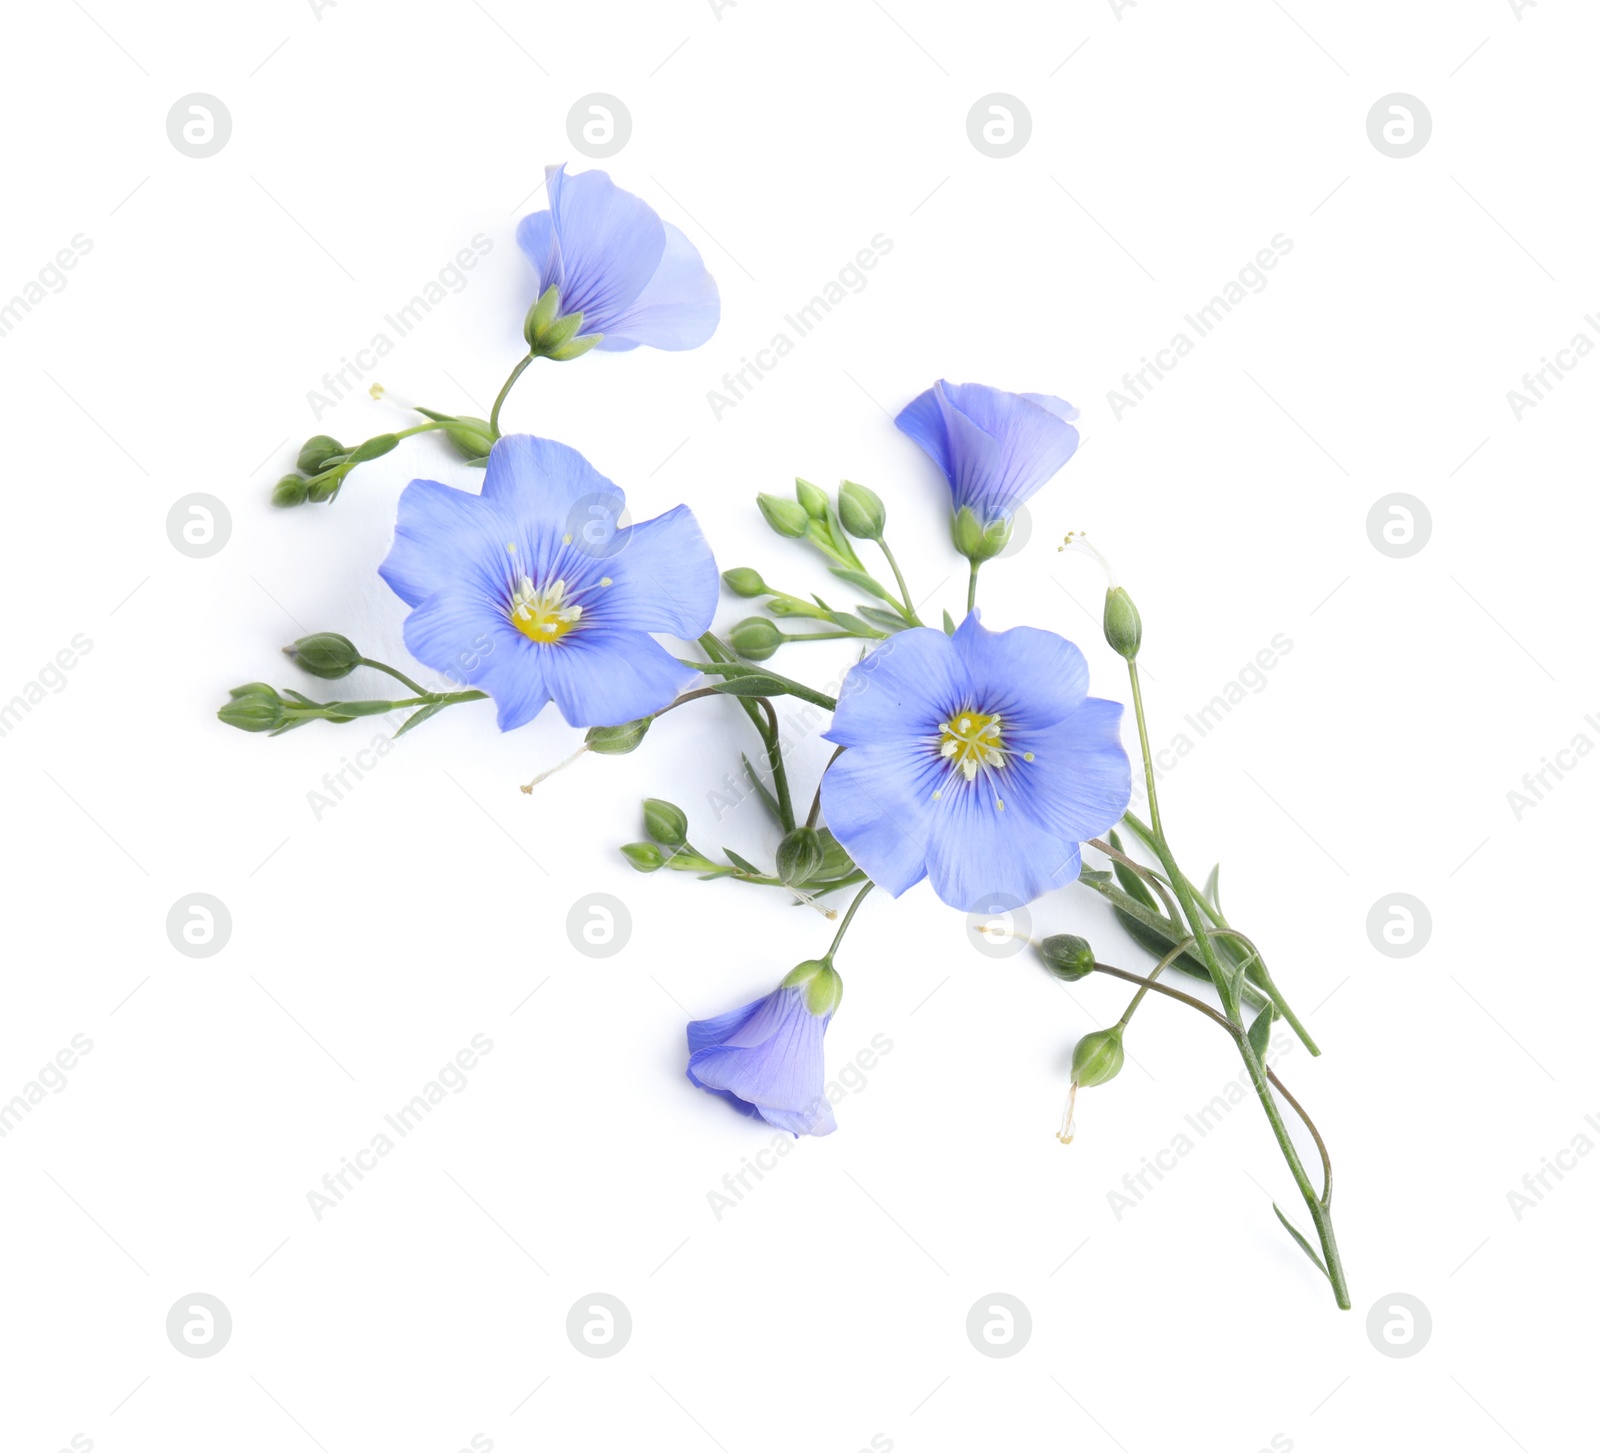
xmin=794 ymin=478 xmax=830 ymax=521
xmin=1071 ymin=1027 xmax=1125 ymax=1088
xmin=727 ymin=616 xmax=783 ymax=662
xmin=1104 ymin=587 xmax=1142 ymax=661
xmin=285 ymin=632 xmax=362 ymax=680
xmin=776 ymin=826 xmax=825 ymax=886
xmin=296 ymin=435 xmax=344 ymax=474
xmin=642 ymin=798 xmax=689 ymax=847
xmin=757 ymin=493 xmax=809 ymax=539
xmin=781 ymin=959 xmax=844 ymax=1016
xmin=217 ymin=683 xmax=284 ymax=733
xmin=721 ymin=567 xmax=768 ymax=598
xmin=585 ymin=716 xmax=652 ymax=755
xmin=1039 ymin=934 xmax=1095 ymax=982
xmin=272 ymin=473 xmax=310 ymax=508
xmin=837 ymin=480 xmax=886 ymax=540
xmin=620 ymin=841 xmax=666 ymax=873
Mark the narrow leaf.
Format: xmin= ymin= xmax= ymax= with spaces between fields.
xmin=1272 ymin=1203 xmax=1331 ymax=1280
xmin=713 ymin=676 xmax=788 ymax=698
xmin=826 ymin=566 xmax=895 ymax=603
xmin=1247 ymin=1003 xmax=1274 ymax=1062
xmin=738 ymin=752 xmax=782 ymax=823
xmin=722 ymin=846 xmax=765 ymax=875
xmin=394 ymin=701 xmax=446 ymax=737
xmin=823 ymin=611 xmax=881 ymax=638
xmin=858 ymin=606 xmax=911 ymax=633
xmin=1204 ymin=862 xmax=1223 ymax=916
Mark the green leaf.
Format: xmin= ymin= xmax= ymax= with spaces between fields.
xmin=394 ymin=701 xmax=447 ymax=737
xmin=1204 ymin=862 xmax=1223 ymax=916
xmin=857 ymin=605 xmax=910 ymax=633
xmin=1077 ymin=865 xmax=1114 ymax=889
xmin=823 ymin=611 xmax=882 ymax=638
xmin=1272 ymin=1203 xmax=1331 ymax=1280
xmin=942 ymin=609 xmax=957 ymax=635
xmin=722 ymin=846 xmax=766 ymax=875
xmin=1247 ymin=1003 xmax=1274 ymax=1062
xmin=826 ymin=566 xmax=895 ymax=604
xmin=1114 ymin=909 xmax=1212 ymax=981
xmin=1107 ymin=829 xmax=1158 ymax=910
xmin=815 ymin=827 xmax=856 ymax=878
xmin=713 ymin=676 xmax=788 ymax=698
xmin=738 ymin=752 xmax=783 ymax=823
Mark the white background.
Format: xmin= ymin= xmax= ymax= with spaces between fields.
xmin=1 ymin=1 xmax=1594 ymax=1450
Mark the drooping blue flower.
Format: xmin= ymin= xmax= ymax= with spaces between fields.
xmin=896 ymin=380 xmax=1080 ymax=525
xmin=819 ymin=611 xmax=1130 ymax=912
xmin=516 ymin=164 xmax=720 ymax=353
xmin=379 ymin=434 xmax=718 ymax=730
xmin=686 ymin=962 xmax=842 ymax=1137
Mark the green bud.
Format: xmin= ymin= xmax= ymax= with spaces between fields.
xmin=272 ymin=473 xmax=310 ymax=508
xmin=305 ymin=473 xmax=341 ymax=503
xmin=757 ymin=492 xmax=810 ymax=539
xmin=1039 ymin=934 xmax=1096 ymax=982
xmin=642 ymin=798 xmax=689 ymax=847
xmin=1104 ymin=586 xmax=1142 ymax=661
xmin=296 ymin=435 xmax=344 ymax=474
xmin=837 ymin=480 xmax=886 ymax=540
xmin=620 ymin=841 xmax=666 ymax=873
xmin=1071 ymin=1027 xmax=1125 ymax=1088
xmin=285 ymin=632 xmax=362 ymax=680
xmin=781 ymin=958 xmax=844 ymax=1016
xmin=217 ymin=683 xmax=284 ymax=733
xmin=776 ymin=826 xmax=825 ymax=886
xmin=721 ymin=567 xmax=768 ymax=598
xmin=585 ymin=716 xmax=652 ymax=755
xmin=442 ymin=416 xmax=495 ymax=461
xmin=727 ymin=616 xmax=784 ymax=662
xmin=794 ymin=477 xmax=830 ymax=521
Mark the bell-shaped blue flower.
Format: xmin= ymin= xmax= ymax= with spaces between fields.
xmin=686 ymin=961 xmax=843 ymax=1137
xmin=379 ymin=434 xmax=718 ymax=730
xmin=516 ymin=164 xmax=720 ymax=353
xmin=819 ymin=611 xmax=1130 ymax=911
xmin=896 ymin=380 xmax=1080 ymax=526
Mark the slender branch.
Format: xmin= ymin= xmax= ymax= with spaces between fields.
xmin=489 ymin=352 xmax=536 ymax=436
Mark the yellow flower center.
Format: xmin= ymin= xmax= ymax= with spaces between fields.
xmin=508 ymin=574 xmax=582 ymax=643
xmin=939 ymin=710 xmax=1005 ymax=782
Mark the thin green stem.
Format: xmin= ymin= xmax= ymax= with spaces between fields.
xmin=356 ymin=657 xmax=430 ymax=698
xmin=966 ymin=560 xmax=980 ymax=615
xmin=1116 ymin=937 xmax=1195 ymax=1030
xmin=680 ymin=658 xmax=838 ymax=712
xmin=877 ymin=538 xmax=921 ymax=623
xmin=823 ymin=881 xmax=875 ymax=963
xmin=751 ymin=696 xmax=796 ymax=833
xmin=779 ymin=628 xmax=886 ymax=644
xmin=489 ymin=352 xmax=536 ymax=437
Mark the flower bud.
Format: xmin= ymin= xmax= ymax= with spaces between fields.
xmin=285 ymin=632 xmax=362 ymax=680
xmin=272 ymin=473 xmax=310 ymax=508
xmin=442 ymin=416 xmax=495 ymax=461
xmin=757 ymin=493 xmax=809 ymax=539
xmin=296 ymin=435 xmax=344 ymax=474
xmin=781 ymin=958 xmax=844 ymax=1016
xmin=795 ymin=477 xmax=830 ymax=521
xmin=1039 ymin=934 xmax=1095 ymax=982
xmin=837 ymin=480 xmax=886 ymax=540
xmin=523 ymin=284 xmax=561 ymax=346
xmin=728 ymin=616 xmax=783 ymax=662
xmin=721 ymin=567 xmax=768 ymax=598
xmin=586 ymin=716 xmax=652 ymax=755
xmin=217 ymin=683 xmax=285 ymax=733
xmin=305 ymin=474 xmax=340 ymax=503
xmin=1071 ymin=1027 xmax=1125 ymax=1088
xmin=620 ymin=841 xmax=666 ymax=873
xmin=642 ymin=797 xmax=689 ymax=847
xmin=776 ymin=826 xmax=825 ymax=886
xmin=1103 ymin=586 xmax=1142 ymax=661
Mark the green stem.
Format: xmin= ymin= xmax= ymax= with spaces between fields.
xmin=1123 ymin=658 xmax=1348 ymax=1310
xmin=489 ymin=352 xmax=536 ymax=437
xmin=680 ymin=657 xmax=839 ymax=712
xmin=1116 ymin=937 xmax=1195 ymax=1030
xmin=877 ymin=539 xmax=921 ymax=624
xmin=779 ymin=628 xmax=886 ymax=644
xmin=751 ymin=696 xmax=796 ymax=834
xmin=822 ymin=881 xmax=875 ymax=963
xmin=356 ymin=657 xmax=431 ymax=698
xmin=966 ymin=560 xmax=980 ymax=615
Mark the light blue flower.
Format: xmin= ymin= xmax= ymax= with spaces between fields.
xmin=516 ymin=164 xmax=720 ymax=353
xmin=379 ymin=434 xmax=718 ymax=730
xmin=686 ymin=962 xmax=842 ymax=1137
xmin=896 ymin=380 xmax=1080 ymax=526
xmin=819 ymin=612 xmax=1130 ymax=911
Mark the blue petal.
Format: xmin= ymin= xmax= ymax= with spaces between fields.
xmin=688 ymin=997 xmax=766 ymax=1055
xmin=380 ymin=477 xmax=495 ymax=609
xmin=537 ymin=627 xmax=695 ymax=727
xmin=921 ymin=774 xmax=1086 ymax=912
xmin=818 ymin=744 xmax=939 ymax=897
xmin=950 ymin=611 xmax=1090 ymax=732
xmin=600 ymin=504 xmax=718 ymax=637
xmin=543 ymin=164 xmax=665 ymax=335
xmin=481 ymin=433 xmax=624 ymax=530
xmin=593 ymin=222 xmax=719 ymax=351
xmin=514 ymin=208 xmax=558 ymax=297
xmin=824 ymin=627 xmax=967 ymax=750
xmin=1007 ymin=697 xmax=1131 ymax=843
xmin=686 ymin=988 xmax=835 ymax=1136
